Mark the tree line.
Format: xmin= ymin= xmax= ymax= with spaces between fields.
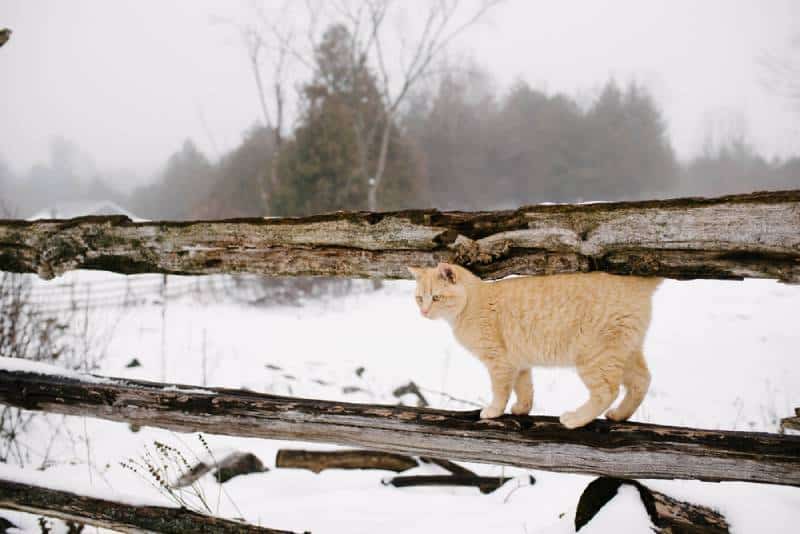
xmin=1 ymin=22 xmax=798 ymax=220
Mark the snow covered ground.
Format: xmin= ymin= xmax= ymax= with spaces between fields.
xmin=2 ymin=272 xmax=799 ymax=533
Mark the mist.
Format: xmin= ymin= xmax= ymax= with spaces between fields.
xmin=1 ymin=0 xmax=798 ymax=218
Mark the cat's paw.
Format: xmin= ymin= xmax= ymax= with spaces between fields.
xmin=511 ymin=400 xmax=532 ymax=415
xmin=480 ymin=405 xmax=504 ymax=419
xmin=559 ymin=411 xmax=589 ymax=429
xmin=605 ymin=408 xmax=630 ymax=422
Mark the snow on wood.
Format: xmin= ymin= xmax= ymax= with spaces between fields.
xmin=0 ymin=464 xmax=167 ymax=509
xmin=0 ymin=367 xmax=798 ymax=486
xmin=1 ymin=190 xmax=799 ymax=282
xmin=575 ymin=477 xmax=730 ymax=533
xmin=0 ymin=477 xmax=296 ymax=533
xmin=782 ymin=409 xmax=800 ymax=433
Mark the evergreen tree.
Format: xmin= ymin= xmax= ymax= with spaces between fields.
xmin=271 ymin=24 xmax=426 ymax=216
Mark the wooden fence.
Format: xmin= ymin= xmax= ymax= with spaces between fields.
xmin=1 ymin=190 xmax=799 ymax=532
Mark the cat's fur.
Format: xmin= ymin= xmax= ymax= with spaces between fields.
xmin=408 ymin=263 xmax=661 ymax=428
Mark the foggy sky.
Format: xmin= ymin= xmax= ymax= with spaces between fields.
xmin=1 ymin=0 xmax=798 ymax=188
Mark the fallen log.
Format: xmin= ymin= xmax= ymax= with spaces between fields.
xmin=0 ymin=362 xmax=798 ymax=486
xmin=383 ymin=474 xmax=513 ymax=494
xmin=419 ymin=457 xmax=475 ymax=477
xmin=1 ymin=190 xmax=799 ymax=283
xmin=0 ymin=477 xmax=295 ymax=534
xmin=275 ymin=449 xmax=418 ymax=473
xmin=172 ymin=451 xmax=268 ymax=488
xmin=575 ymin=477 xmax=729 ymax=533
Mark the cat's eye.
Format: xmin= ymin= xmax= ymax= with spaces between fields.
xmin=432 ymin=295 xmax=441 ymax=302
xmin=415 ymin=296 xmax=422 ymax=303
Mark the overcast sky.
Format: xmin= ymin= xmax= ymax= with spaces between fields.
xmin=1 ymin=0 xmax=798 ymax=188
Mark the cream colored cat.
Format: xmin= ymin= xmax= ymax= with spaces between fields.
xmin=408 ymin=263 xmax=661 ymax=429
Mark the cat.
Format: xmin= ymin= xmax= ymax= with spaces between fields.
xmin=408 ymin=263 xmax=662 ymax=428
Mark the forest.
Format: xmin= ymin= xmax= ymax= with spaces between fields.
xmin=2 ymin=21 xmax=798 ymax=220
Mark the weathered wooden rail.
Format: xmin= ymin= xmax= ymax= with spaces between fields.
xmin=0 ymin=478 xmax=295 ymax=533
xmin=1 ymin=366 xmax=798 ymax=486
xmin=1 ymin=190 xmax=799 ymax=282
xmin=2 ymin=191 xmax=799 ymax=529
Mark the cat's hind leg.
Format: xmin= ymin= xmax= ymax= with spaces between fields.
xmin=606 ymin=349 xmax=650 ymax=422
xmin=511 ymin=368 xmax=533 ymax=415
xmin=560 ymin=348 xmax=624 ymax=429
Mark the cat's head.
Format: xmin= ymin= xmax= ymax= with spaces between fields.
xmin=407 ymin=262 xmax=470 ymax=320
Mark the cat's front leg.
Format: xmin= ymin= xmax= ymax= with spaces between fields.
xmin=511 ymin=368 xmax=533 ymax=415
xmin=480 ymin=360 xmax=515 ymax=419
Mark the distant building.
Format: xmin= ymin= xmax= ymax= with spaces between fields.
xmin=28 ymin=200 xmax=145 ymax=221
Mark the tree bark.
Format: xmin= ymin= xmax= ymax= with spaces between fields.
xmin=575 ymin=477 xmax=730 ymax=533
xmin=172 ymin=451 xmax=268 ymax=488
xmin=1 ymin=190 xmax=798 ymax=283
xmin=0 ymin=478 xmax=296 ymax=534
xmin=275 ymin=449 xmax=418 ymax=473
xmin=0 ymin=367 xmax=798 ymax=486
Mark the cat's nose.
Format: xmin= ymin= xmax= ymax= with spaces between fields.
xmin=421 ymin=307 xmax=430 ymax=316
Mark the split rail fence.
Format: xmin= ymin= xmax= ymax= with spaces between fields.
xmin=0 ymin=190 xmax=799 ymax=532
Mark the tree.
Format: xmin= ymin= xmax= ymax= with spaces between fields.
xmin=345 ymin=0 xmax=502 ymax=210
xmin=492 ymin=81 xmax=586 ymax=204
xmin=191 ymin=126 xmax=275 ymax=219
xmin=130 ymin=140 xmax=215 ymax=219
xmin=404 ymin=64 xmax=497 ymax=209
xmin=272 ymin=24 xmax=426 ymax=215
xmin=271 ymin=86 xmax=360 ymax=216
xmin=275 ymin=0 xmax=502 ymax=211
xmin=210 ymin=1 xmax=299 ymax=213
xmin=579 ymin=81 xmax=677 ymax=200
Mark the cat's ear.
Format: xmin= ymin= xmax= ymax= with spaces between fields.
xmin=437 ymin=262 xmax=457 ymax=284
xmin=407 ymin=266 xmax=424 ymax=279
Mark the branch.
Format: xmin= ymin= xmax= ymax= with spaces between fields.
xmin=0 ymin=365 xmax=798 ymax=486
xmin=384 ymin=474 xmax=513 ymax=494
xmin=2 ymin=191 xmax=800 ymax=283
xmin=0 ymin=477 xmax=295 ymax=534
xmin=275 ymin=449 xmax=418 ymax=473
xmin=389 ymin=0 xmax=502 ymax=113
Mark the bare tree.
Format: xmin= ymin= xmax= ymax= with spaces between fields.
xmin=332 ymin=0 xmax=504 ymax=210
xmin=271 ymin=0 xmax=503 ymax=211
xmin=221 ymin=1 xmax=301 ymax=209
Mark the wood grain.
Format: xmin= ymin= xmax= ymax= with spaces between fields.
xmin=0 ymin=368 xmax=797 ymax=486
xmin=1 ymin=190 xmax=798 ymax=282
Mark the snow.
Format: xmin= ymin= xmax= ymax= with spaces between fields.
xmin=0 ymin=463 xmax=171 ymax=509
xmin=27 ymin=201 xmax=145 ymax=222
xmin=1 ymin=272 xmax=798 ymax=533
xmin=0 ymin=357 xmax=112 ymax=385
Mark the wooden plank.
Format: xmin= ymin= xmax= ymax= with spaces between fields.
xmin=0 ymin=478 xmax=295 ymax=534
xmin=0 ymin=367 xmax=798 ymax=486
xmin=275 ymin=449 xmax=418 ymax=473
xmin=1 ymin=190 xmax=798 ymax=282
